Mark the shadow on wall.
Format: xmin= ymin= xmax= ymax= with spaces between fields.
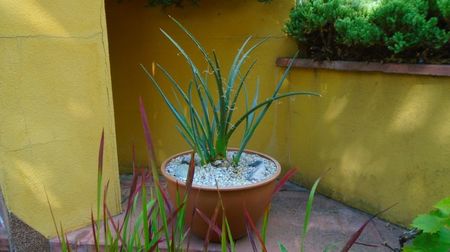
xmin=287 ymin=68 xmax=450 ymax=225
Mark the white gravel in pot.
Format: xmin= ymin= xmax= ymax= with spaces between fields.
xmin=165 ymin=151 xmax=277 ymax=188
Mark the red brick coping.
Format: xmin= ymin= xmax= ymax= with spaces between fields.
xmin=276 ymin=58 xmax=450 ymax=77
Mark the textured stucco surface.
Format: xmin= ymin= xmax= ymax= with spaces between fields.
xmin=286 ymin=69 xmax=450 ymax=225
xmin=0 ymin=0 xmax=121 ymax=237
xmin=106 ymin=0 xmax=450 ymax=226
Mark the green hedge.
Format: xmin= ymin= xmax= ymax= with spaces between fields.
xmin=285 ymin=0 xmax=450 ymax=64
xmin=147 ymin=0 xmax=271 ymax=7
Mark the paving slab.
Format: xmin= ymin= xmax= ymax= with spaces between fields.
xmin=49 ymin=175 xmax=406 ymax=251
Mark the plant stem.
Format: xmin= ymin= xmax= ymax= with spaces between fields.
xmin=215 ymin=136 xmax=228 ymax=159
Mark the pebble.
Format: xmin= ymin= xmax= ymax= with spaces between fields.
xmin=166 ymin=151 xmax=277 ymax=188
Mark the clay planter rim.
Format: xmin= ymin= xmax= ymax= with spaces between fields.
xmin=160 ymin=148 xmax=281 ymax=192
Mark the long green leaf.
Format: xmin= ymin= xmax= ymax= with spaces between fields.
xmin=231 ymin=91 xmax=319 ymax=162
xmin=159 ymin=28 xmax=217 ymax=116
xmin=229 ymin=91 xmax=318 ymax=139
xmin=168 ymin=16 xmax=223 ymax=108
xmin=245 ymin=79 xmax=260 ymax=133
xmin=225 ymin=37 xmax=269 ymax=104
xmin=225 ymin=60 xmax=258 ymax=133
xmin=140 ymin=64 xmax=195 ymax=148
xmin=300 ymin=177 xmax=321 ymax=252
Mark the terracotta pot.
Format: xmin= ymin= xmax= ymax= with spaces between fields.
xmin=161 ymin=149 xmax=281 ymax=242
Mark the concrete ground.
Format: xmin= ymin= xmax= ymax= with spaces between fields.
xmin=47 ymin=175 xmax=406 ymax=251
xmin=0 ymin=189 xmax=10 ymax=252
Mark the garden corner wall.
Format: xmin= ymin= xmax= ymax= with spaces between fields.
xmin=285 ymin=68 xmax=450 ymax=226
xmin=106 ymin=0 xmax=450 ymax=226
xmin=0 ymin=0 xmax=121 ymax=238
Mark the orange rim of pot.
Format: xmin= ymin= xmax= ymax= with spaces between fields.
xmin=160 ymin=148 xmax=281 ymax=192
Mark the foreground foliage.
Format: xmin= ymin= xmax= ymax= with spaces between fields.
xmin=404 ymin=196 xmax=450 ymax=252
xmin=48 ymin=106 xmax=380 ymax=251
xmin=285 ymin=0 xmax=450 ymax=63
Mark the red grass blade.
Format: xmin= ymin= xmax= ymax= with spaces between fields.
xmin=155 ymin=181 xmax=173 ymax=212
xmin=243 ymin=207 xmax=268 ymax=252
xmin=341 ymin=203 xmax=398 ymax=252
xmin=139 ymin=97 xmax=159 ymax=182
xmin=273 ymin=168 xmax=297 ymax=196
xmin=186 ymin=190 xmax=201 ymax=251
xmin=245 ymin=221 xmax=258 ymax=252
xmin=45 ymin=189 xmax=61 ymax=244
xmin=120 ymin=170 xmax=140 ymax=233
xmin=149 ymin=238 xmax=163 ymax=251
xmin=185 ymin=152 xmax=196 ymax=195
xmin=195 ymin=208 xmax=222 ymax=236
xmin=64 ymin=233 xmax=72 ymax=252
xmin=203 ymin=201 xmax=221 ymax=251
xmin=106 ymin=206 xmax=124 ymax=247
xmin=103 ymin=180 xmax=110 ymax=239
xmin=98 ymin=129 xmax=104 ymax=177
xmin=155 ymin=202 xmax=185 ymax=235
xmin=90 ymin=210 xmax=99 ymax=252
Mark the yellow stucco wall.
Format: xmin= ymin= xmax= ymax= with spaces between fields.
xmin=106 ymin=0 xmax=297 ymax=170
xmin=287 ymin=69 xmax=450 ymax=225
xmin=106 ymin=0 xmax=450 ymax=226
xmin=0 ymin=0 xmax=121 ymax=237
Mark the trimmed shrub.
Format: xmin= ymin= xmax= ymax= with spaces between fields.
xmin=285 ymin=0 xmax=450 ymax=63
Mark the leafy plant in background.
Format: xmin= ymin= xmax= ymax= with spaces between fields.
xmin=285 ymin=0 xmax=358 ymax=60
xmin=403 ymin=196 xmax=450 ymax=252
xmin=140 ymin=17 xmax=319 ymax=165
xmin=285 ymin=0 xmax=450 ymax=63
xmin=431 ymin=0 xmax=450 ymax=20
xmin=370 ymin=0 xmax=448 ymax=57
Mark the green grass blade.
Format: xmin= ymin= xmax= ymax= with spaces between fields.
xmin=140 ymin=65 xmax=195 ymax=146
xmin=233 ymin=91 xmax=319 ymax=162
xmin=301 ymin=177 xmax=321 ymax=252
xmin=193 ymin=75 xmax=215 ymax=157
xmin=159 ymin=28 xmax=216 ymax=114
xmin=225 ymin=219 xmax=236 ymax=252
xmin=168 ymin=16 xmax=223 ymax=105
xmin=225 ymin=36 xmax=253 ymax=100
xmin=176 ymin=125 xmax=195 ymax=149
xmin=157 ymin=64 xmax=212 ymax=134
xmin=225 ymin=37 xmax=269 ymax=103
xmin=188 ymin=83 xmax=208 ymax=161
xmin=221 ymin=216 xmax=227 ymax=252
xmin=229 ymin=91 xmax=319 ymax=140
xmin=141 ymin=176 xmax=150 ymax=250
xmin=272 ymin=51 xmax=300 ymax=97
xmin=261 ymin=203 xmax=271 ymax=244
xmin=212 ymin=50 xmax=226 ymax=130
xmin=225 ymin=60 xmax=257 ymax=132
xmin=246 ymin=78 xmax=260 ymax=132
xmin=279 ymin=242 xmax=288 ymax=252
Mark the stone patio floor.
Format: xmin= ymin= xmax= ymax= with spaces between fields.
xmin=0 ymin=175 xmax=407 ymax=251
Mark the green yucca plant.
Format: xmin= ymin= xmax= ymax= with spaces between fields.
xmin=140 ymin=17 xmax=319 ymax=165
